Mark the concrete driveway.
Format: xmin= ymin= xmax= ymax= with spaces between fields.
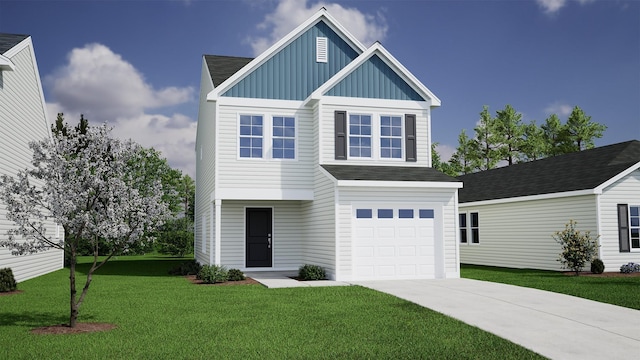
xmin=351 ymin=278 xmax=640 ymax=360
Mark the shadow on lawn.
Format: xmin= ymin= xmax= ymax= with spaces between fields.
xmin=0 ymin=311 xmax=86 ymax=328
xmin=74 ymin=258 xmax=186 ymax=277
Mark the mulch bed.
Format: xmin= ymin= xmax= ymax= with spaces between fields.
xmin=31 ymin=323 xmax=117 ymax=335
xmin=185 ymin=275 xmax=261 ymax=286
xmin=0 ymin=290 xmax=23 ymax=296
xmin=562 ymin=271 xmax=640 ymax=277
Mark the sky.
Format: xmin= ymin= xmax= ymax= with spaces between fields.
xmin=1 ymin=0 xmax=638 ymax=177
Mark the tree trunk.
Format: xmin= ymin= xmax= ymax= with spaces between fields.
xmin=69 ymin=248 xmax=78 ymax=328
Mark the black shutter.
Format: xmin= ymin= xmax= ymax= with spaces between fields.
xmin=335 ymin=111 xmax=347 ymax=160
xmin=405 ymin=114 xmax=417 ymax=162
xmin=618 ymin=204 xmax=630 ymax=252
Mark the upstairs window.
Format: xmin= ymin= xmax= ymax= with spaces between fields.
xmin=239 ymin=115 xmax=263 ymax=158
xmin=272 ymin=116 xmax=295 ymax=159
xmin=380 ymin=115 xmax=403 ymax=159
xmin=349 ymin=114 xmax=372 ymax=158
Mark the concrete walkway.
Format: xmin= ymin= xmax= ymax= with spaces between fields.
xmin=351 ymin=278 xmax=640 ymax=360
xmin=244 ymin=271 xmax=350 ymax=288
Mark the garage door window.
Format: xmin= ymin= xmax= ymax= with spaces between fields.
xmin=399 ymin=209 xmax=414 ymax=218
xmin=378 ymin=209 xmax=393 ymax=218
xmin=419 ymin=209 xmax=434 ymax=218
xmin=356 ymin=209 xmax=373 ymax=218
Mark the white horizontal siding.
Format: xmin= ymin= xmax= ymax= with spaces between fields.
xmin=0 ymin=41 xmax=63 ymax=282
xmin=319 ymin=102 xmax=430 ymax=167
xmin=460 ymin=195 xmax=598 ymax=271
xmin=598 ymin=169 xmax=640 ymax=270
xmin=215 ymin=103 xmax=314 ymax=192
xmin=220 ymin=200 xmax=303 ymax=270
xmin=337 ymin=187 xmax=458 ymax=280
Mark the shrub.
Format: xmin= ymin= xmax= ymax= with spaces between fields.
xmin=620 ymin=262 xmax=640 ymax=274
xmin=590 ymin=259 xmax=605 ymax=274
xmin=298 ymin=264 xmax=326 ymax=281
xmin=553 ymin=220 xmax=599 ymax=276
xmin=198 ymin=265 xmax=228 ymax=284
xmin=0 ymin=268 xmax=17 ymax=292
xmin=227 ymin=269 xmax=246 ymax=281
xmin=156 ymin=217 xmax=194 ymax=257
xmin=168 ymin=260 xmax=202 ymax=276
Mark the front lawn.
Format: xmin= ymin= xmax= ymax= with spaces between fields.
xmin=461 ymin=264 xmax=640 ymax=310
xmin=0 ymin=255 xmax=543 ymax=359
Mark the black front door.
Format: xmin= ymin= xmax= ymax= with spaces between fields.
xmin=246 ymin=208 xmax=272 ymax=267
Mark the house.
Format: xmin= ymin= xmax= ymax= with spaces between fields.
xmin=194 ymin=9 xmax=462 ymax=281
xmin=458 ymin=140 xmax=640 ymax=271
xmin=0 ymin=33 xmax=64 ymax=282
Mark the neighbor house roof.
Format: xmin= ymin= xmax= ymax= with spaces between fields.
xmin=457 ymin=140 xmax=640 ymax=203
xmin=322 ymin=165 xmax=461 ymax=183
xmin=204 ymin=55 xmax=253 ymax=87
xmin=0 ymin=33 xmax=28 ymax=54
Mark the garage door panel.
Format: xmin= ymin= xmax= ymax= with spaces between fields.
xmin=398 ymin=227 xmax=416 ymax=238
xmin=399 ymin=265 xmax=417 ymax=275
xmin=399 ymin=246 xmax=416 ymax=256
xmin=356 ymin=246 xmax=374 ymax=257
xmin=378 ymin=246 xmax=395 ymax=257
xmin=378 ymin=227 xmax=395 ymax=238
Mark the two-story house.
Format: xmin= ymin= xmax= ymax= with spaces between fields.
xmin=195 ymin=9 xmax=462 ymax=281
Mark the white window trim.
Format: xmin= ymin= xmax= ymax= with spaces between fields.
xmin=237 ymin=113 xmax=298 ymax=161
xmin=459 ymin=211 xmax=480 ymax=245
xmin=630 ymin=205 xmax=640 ymax=251
xmin=346 ymin=112 xmax=406 ymax=161
xmin=379 ymin=114 xmax=404 ymax=160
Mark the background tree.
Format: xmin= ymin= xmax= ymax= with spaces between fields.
xmin=448 ymin=129 xmax=479 ymax=175
xmin=473 ymin=106 xmax=502 ymax=171
xmin=494 ymin=104 xmax=525 ymax=165
xmin=520 ymin=121 xmax=546 ymax=161
xmin=431 ymin=143 xmax=458 ymax=177
xmin=541 ymin=114 xmax=566 ymax=156
xmin=563 ymin=106 xmax=607 ymax=152
xmin=0 ymin=124 xmax=169 ymax=327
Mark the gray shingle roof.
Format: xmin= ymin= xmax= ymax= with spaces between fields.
xmin=204 ymin=55 xmax=253 ymax=87
xmin=0 ymin=33 xmax=29 ymax=55
xmin=322 ymin=165 xmax=461 ymax=182
xmin=457 ymin=140 xmax=640 ymax=203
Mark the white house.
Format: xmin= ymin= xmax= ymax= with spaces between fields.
xmin=194 ymin=9 xmax=462 ymax=281
xmin=0 ymin=33 xmax=64 ymax=282
xmin=458 ymin=140 xmax=640 ymax=272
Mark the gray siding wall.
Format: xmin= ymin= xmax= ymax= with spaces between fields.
xmin=598 ymin=169 xmax=640 ymax=270
xmin=0 ymin=41 xmax=63 ymax=282
xmin=459 ymin=195 xmax=598 ymax=271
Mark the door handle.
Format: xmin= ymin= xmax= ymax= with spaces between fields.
xmin=268 ymin=234 xmax=271 ymax=248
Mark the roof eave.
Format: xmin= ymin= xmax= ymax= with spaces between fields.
xmin=336 ymin=180 xmax=462 ymax=188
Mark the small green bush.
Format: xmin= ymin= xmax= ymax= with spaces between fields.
xmin=156 ymin=217 xmax=194 ymax=257
xmin=168 ymin=260 xmax=202 ymax=276
xmin=198 ymin=265 xmax=228 ymax=284
xmin=227 ymin=269 xmax=246 ymax=281
xmin=298 ymin=264 xmax=326 ymax=281
xmin=0 ymin=268 xmax=17 ymax=292
xmin=553 ymin=220 xmax=599 ymax=276
xmin=590 ymin=259 xmax=605 ymax=274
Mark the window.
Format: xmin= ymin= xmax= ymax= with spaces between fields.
xmin=239 ymin=115 xmax=263 ymax=158
xmin=349 ymin=114 xmax=372 ymax=158
xmin=378 ymin=209 xmax=393 ymax=219
xmin=356 ymin=209 xmax=372 ymax=219
xmin=399 ymin=209 xmax=414 ymax=219
xmin=459 ymin=212 xmax=479 ymax=244
xmin=631 ymin=206 xmax=639 ymax=249
xmin=380 ymin=115 xmax=402 ymax=159
xmin=419 ymin=209 xmax=434 ymax=219
xmin=272 ymin=116 xmax=295 ymax=159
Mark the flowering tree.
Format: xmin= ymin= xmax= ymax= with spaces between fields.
xmin=553 ymin=220 xmax=599 ymax=276
xmin=0 ymin=124 xmax=169 ymax=327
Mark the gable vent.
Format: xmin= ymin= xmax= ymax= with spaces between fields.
xmin=316 ymin=37 xmax=328 ymax=63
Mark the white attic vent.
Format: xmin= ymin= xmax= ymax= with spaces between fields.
xmin=316 ymin=37 xmax=328 ymax=63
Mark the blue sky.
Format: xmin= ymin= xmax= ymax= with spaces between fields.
xmin=1 ymin=0 xmax=638 ymax=177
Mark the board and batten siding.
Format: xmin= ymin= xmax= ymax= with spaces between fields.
xmin=220 ymin=200 xmax=303 ymax=270
xmin=459 ymin=195 xmax=598 ymax=271
xmin=0 ymin=40 xmax=63 ymax=282
xmin=319 ymin=102 xmax=430 ymax=167
xmin=215 ymin=103 xmax=314 ymax=193
xmin=336 ymin=187 xmax=459 ymax=280
xmin=194 ymin=59 xmax=216 ymax=264
xmin=598 ymin=169 xmax=640 ymax=270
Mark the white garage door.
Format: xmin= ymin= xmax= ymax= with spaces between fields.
xmin=353 ymin=207 xmax=435 ymax=280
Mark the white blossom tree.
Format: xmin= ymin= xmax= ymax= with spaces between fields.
xmin=0 ymin=124 xmax=169 ymax=327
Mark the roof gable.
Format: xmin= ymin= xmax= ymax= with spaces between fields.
xmin=205 ymin=55 xmax=252 ymax=87
xmin=458 ymin=140 xmax=640 ymax=203
xmin=0 ymin=33 xmax=28 ymax=54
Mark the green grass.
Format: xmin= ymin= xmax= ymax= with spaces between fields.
xmin=0 ymin=255 xmax=543 ymax=359
xmin=461 ymin=264 xmax=640 ymax=310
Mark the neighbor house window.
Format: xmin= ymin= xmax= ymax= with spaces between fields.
xmin=459 ymin=212 xmax=479 ymax=244
xmin=239 ymin=115 xmax=263 ymax=158
xmin=459 ymin=213 xmax=468 ymax=244
xmin=470 ymin=212 xmax=480 ymax=244
xmin=349 ymin=114 xmax=372 ymax=158
xmin=272 ymin=116 xmax=295 ymax=159
xmin=380 ymin=115 xmax=402 ymax=159
xmin=630 ymin=206 xmax=639 ymax=249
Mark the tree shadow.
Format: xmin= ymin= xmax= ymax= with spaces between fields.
xmin=74 ymin=258 xmax=186 ymax=277
xmin=0 ymin=311 xmax=88 ymax=328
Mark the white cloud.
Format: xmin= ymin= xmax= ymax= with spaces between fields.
xmin=544 ymin=102 xmax=573 ymax=117
xmin=536 ymin=0 xmax=596 ymax=15
xmin=45 ymin=44 xmax=196 ymax=177
xmin=248 ymin=0 xmax=387 ymax=56
xmin=435 ymin=143 xmax=456 ymax=162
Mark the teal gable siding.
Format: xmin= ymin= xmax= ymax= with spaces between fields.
xmin=223 ymin=21 xmax=359 ymax=100
xmin=326 ymin=54 xmax=424 ymax=101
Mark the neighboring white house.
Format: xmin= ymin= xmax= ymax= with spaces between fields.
xmin=195 ymin=8 xmax=462 ymax=281
xmin=0 ymin=33 xmax=64 ymax=282
xmin=458 ymin=140 xmax=640 ymax=272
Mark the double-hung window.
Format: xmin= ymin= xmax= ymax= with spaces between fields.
xmin=349 ymin=114 xmax=372 ymax=158
xmin=617 ymin=204 xmax=640 ymax=252
xmin=239 ymin=115 xmax=263 ymax=158
xmin=459 ymin=212 xmax=479 ymax=244
xmin=272 ymin=116 xmax=295 ymax=159
xmin=631 ymin=206 xmax=640 ymax=249
xmin=380 ymin=115 xmax=402 ymax=159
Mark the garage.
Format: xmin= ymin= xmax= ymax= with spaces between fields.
xmin=353 ymin=206 xmax=436 ymax=280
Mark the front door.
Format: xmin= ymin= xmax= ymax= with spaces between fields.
xmin=246 ymin=208 xmax=273 ymax=267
